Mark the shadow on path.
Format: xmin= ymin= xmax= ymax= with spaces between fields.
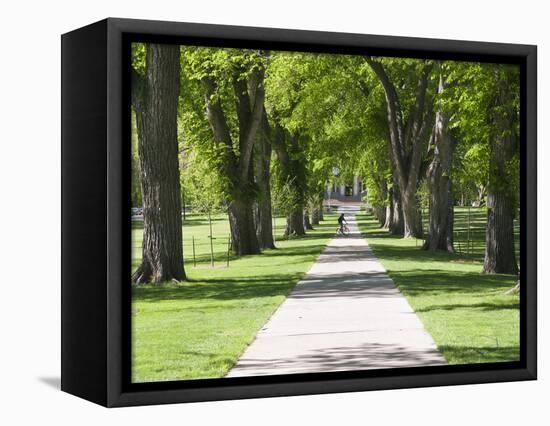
xmin=227 ymin=210 xmax=447 ymax=377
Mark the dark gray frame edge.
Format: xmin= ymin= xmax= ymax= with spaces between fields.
xmin=62 ymin=19 xmax=109 ymax=406
xmin=61 ymin=17 xmax=537 ymax=408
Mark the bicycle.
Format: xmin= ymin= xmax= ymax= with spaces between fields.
xmin=336 ymin=223 xmax=350 ymax=236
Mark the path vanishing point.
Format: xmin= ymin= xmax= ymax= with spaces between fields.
xmin=226 ymin=205 xmax=446 ymax=377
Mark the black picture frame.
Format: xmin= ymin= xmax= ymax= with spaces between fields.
xmin=61 ymin=17 xmax=537 ymax=407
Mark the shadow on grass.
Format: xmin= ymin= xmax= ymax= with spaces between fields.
xmin=359 ymin=210 xmax=520 ymax=265
xmin=390 ymin=269 xmax=517 ymax=296
xmin=133 ymin=351 xmax=237 ymax=382
xmin=360 ymin=234 xmax=475 ymax=265
xmin=416 ymin=300 xmax=519 ymax=313
xmin=260 ymin=245 xmax=328 ymax=258
xmin=133 ymin=273 xmax=304 ymax=303
xmin=275 ymin=231 xmax=337 ymax=242
xmin=132 ymin=215 xmax=232 ymax=230
xmin=438 ymin=345 xmax=520 ymax=364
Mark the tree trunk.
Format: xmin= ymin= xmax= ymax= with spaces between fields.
xmin=424 ymin=178 xmax=454 ymax=251
xmin=478 ymin=186 xmax=485 ymax=206
xmin=254 ymin=115 xmax=275 ymax=249
xmin=373 ymin=177 xmax=387 ymax=226
xmin=483 ymin=191 xmax=517 ymax=274
xmin=425 ymin=72 xmax=455 ymax=252
xmin=402 ymin=188 xmax=422 ymax=238
xmin=256 ymin=197 xmax=275 ymax=249
xmin=311 ymin=205 xmax=321 ymax=225
xmin=272 ymin=123 xmax=307 ymax=237
xmin=483 ymin=67 xmax=518 ymax=275
xmin=303 ymin=212 xmax=314 ymax=230
xmin=384 ymin=205 xmax=393 ymax=229
xmin=505 ymin=280 xmax=520 ymax=295
xmin=385 ymin=179 xmax=404 ymax=235
xmin=390 ymin=191 xmax=405 ymax=235
xmin=318 ymin=201 xmax=324 ymax=221
xmin=131 ymin=44 xmax=185 ymax=284
xmin=384 ymin=188 xmax=394 ymax=229
xmin=284 ymin=200 xmax=306 ymax=236
xmin=374 ymin=207 xmax=386 ymax=227
xmin=286 ymin=210 xmax=306 ymax=236
xmin=366 ymin=58 xmax=433 ymax=239
xmin=229 ymin=196 xmax=260 ymax=255
xmin=201 ymin=65 xmax=265 ymax=257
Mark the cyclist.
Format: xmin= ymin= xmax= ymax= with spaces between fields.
xmin=338 ymin=213 xmax=348 ymax=235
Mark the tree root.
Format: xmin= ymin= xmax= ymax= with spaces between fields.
xmin=505 ymin=281 xmax=520 ymax=295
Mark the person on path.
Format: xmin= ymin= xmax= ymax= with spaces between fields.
xmin=338 ymin=213 xmax=348 ymax=234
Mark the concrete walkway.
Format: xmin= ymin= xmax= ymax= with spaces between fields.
xmin=226 ymin=206 xmax=446 ymax=377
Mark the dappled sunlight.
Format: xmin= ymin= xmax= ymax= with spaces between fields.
xmin=355 ymin=211 xmax=520 ymax=366
xmin=127 ymin=41 xmax=523 ymax=384
xmin=226 ymin=212 xmax=447 ymax=377
xmin=132 ymin=213 xmax=339 ymax=382
xmin=228 ymin=341 xmax=446 ymax=377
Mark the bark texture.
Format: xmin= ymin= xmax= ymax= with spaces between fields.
xmin=505 ymin=280 xmax=520 ymax=295
xmin=483 ymin=191 xmax=517 ymax=274
xmin=202 ymin=65 xmax=265 ymax=255
xmin=373 ymin=177 xmax=388 ymax=227
xmin=285 ymin=211 xmax=306 ymax=236
xmin=366 ymin=57 xmax=434 ymax=238
xmin=384 ymin=191 xmax=394 ymax=229
xmin=374 ymin=207 xmax=386 ymax=227
xmin=254 ymin=113 xmax=276 ymax=249
xmin=303 ymin=212 xmax=314 ymax=230
xmin=483 ymin=68 xmax=519 ymax=275
xmin=272 ymin=122 xmax=307 ymax=237
xmin=384 ymin=178 xmax=404 ymax=235
xmin=311 ymin=205 xmax=321 ymax=225
xmin=229 ymin=197 xmax=260 ymax=255
xmin=425 ymin=72 xmax=456 ymax=252
xmin=131 ymin=44 xmax=185 ymax=284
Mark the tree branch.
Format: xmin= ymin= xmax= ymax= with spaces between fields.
xmin=358 ymin=79 xmax=370 ymax=99
xmin=201 ymin=76 xmax=237 ymax=167
xmin=238 ymin=68 xmax=265 ymax=181
xmin=365 ymin=56 xmax=407 ymax=190
xmin=407 ymin=93 xmax=435 ymax=193
xmin=232 ymin=74 xmax=252 ymax=153
xmin=406 ymin=62 xmax=434 ymax=145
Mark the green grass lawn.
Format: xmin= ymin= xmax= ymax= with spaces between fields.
xmin=357 ymin=207 xmax=520 ymax=365
xmin=131 ymin=213 xmax=337 ymax=383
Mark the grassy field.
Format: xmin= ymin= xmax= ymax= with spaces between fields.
xmin=422 ymin=206 xmax=520 ymax=260
xmin=132 ymin=206 xmax=519 ymax=382
xmin=357 ymin=207 xmax=520 ymax=365
xmin=131 ymin=213 xmax=337 ymax=383
xmin=132 ymin=214 xmax=298 ymax=269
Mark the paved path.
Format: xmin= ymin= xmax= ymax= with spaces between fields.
xmin=226 ymin=206 xmax=446 ymax=377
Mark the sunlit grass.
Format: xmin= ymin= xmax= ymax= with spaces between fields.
xmin=357 ymin=208 xmax=520 ymax=365
xmin=131 ymin=213 xmax=338 ymax=382
xmin=132 ymin=206 xmax=520 ymax=382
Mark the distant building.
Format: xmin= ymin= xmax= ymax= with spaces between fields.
xmin=326 ymin=176 xmax=366 ymax=202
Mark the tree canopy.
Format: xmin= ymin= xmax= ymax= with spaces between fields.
xmin=131 ymin=43 xmax=521 ymax=284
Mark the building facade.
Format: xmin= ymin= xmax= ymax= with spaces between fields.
xmin=326 ymin=176 xmax=365 ymax=202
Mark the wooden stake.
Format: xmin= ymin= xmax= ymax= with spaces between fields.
xmin=208 ymin=211 xmax=214 ymax=267
xmin=227 ymin=234 xmax=231 ymax=268
xmin=192 ymin=236 xmax=196 ymax=267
